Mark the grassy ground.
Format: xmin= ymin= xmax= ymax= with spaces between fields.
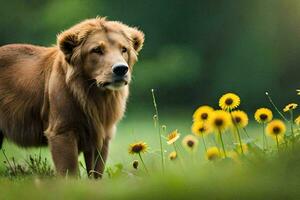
xmin=0 ymin=110 xmax=193 ymax=175
xmin=0 ymin=110 xmax=299 ymax=199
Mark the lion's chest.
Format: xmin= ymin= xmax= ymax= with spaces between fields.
xmin=87 ymin=88 xmax=128 ymax=140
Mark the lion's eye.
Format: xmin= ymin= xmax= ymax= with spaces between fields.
xmin=91 ymin=46 xmax=104 ymax=55
xmin=121 ymin=47 xmax=127 ymax=53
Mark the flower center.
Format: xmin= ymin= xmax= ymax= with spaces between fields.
xmin=273 ymin=126 xmax=281 ymax=134
xmin=289 ymin=105 xmax=294 ymax=109
xmin=225 ymin=98 xmax=233 ymax=105
xmin=259 ymin=114 xmax=268 ymax=120
xmin=199 ymin=127 xmax=206 ymax=132
xmin=132 ymin=144 xmax=143 ymax=153
xmin=214 ymin=118 xmax=224 ymax=127
xmin=187 ymin=140 xmax=194 ymax=148
xmin=235 ymin=117 xmax=241 ymax=123
xmin=201 ymin=113 xmax=208 ymax=120
xmin=169 ymin=134 xmax=176 ymax=140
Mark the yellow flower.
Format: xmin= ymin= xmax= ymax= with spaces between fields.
xmin=295 ymin=115 xmax=300 ymax=126
xmin=208 ymin=110 xmax=232 ymax=132
xmin=128 ymin=142 xmax=148 ymax=154
xmin=231 ymin=110 xmax=249 ymax=128
xmin=182 ymin=135 xmax=198 ymax=151
xmin=219 ymin=93 xmax=240 ymax=111
xmin=191 ymin=121 xmax=211 ymax=136
xmin=297 ymin=89 xmax=300 ymax=95
xmin=193 ymin=106 xmax=214 ymax=122
xmin=167 ymin=129 xmax=180 ymax=145
xmin=283 ymin=103 xmax=298 ymax=112
xmin=169 ymin=151 xmax=177 ymax=160
xmin=206 ymin=147 xmax=221 ymax=161
xmin=254 ymin=108 xmax=273 ymax=123
xmin=266 ymin=120 xmax=286 ymax=139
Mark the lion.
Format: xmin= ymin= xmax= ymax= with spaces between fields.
xmin=0 ymin=17 xmax=144 ymax=178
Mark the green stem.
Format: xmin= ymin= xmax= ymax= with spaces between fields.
xmin=264 ymin=124 xmax=269 ymax=150
xmin=175 ymin=141 xmax=185 ymax=156
xmin=172 ymin=142 xmax=185 ymax=171
xmin=218 ymin=129 xmax=227 ymax=158
xmin=265 ymin=92 xmax=288 ymax=122
xmin=262 ymin=123 xmax=266 ymax=150
xmin=276 ymin=135 xmax=279 ymax=153
xmin=151 ymin=89 xmax=164 ymax=172
xmin=174 ymin=142 xmax=186 ymax=163
xmin=242 ymin=127 xmax=251 ymax=139
xmin=1 ymin=149 xmax=16 ymax=176
xmin=201 ymin=135 xmax=207 ymax=153
xmin=236 ymin=127 xmax=244 ymax=154
xmin=229 ymin=112 xmax=243 ymax=154
xmin=290 ymin=110 xmax=294 ymax=139
xmin=138 ymin=153 xmax=149 ymax=174
xmin=212 ymin=134 xmax=220 ymax=149
xmin=262 ymin=123 xmax=265 ymax=149
xmin=262 ymin=123 xmax=268 ymax=151
xmin=173 ymin=143 xmax=180 ymax=158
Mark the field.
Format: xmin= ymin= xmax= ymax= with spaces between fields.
xmin=1 ymin=101 xmax=300 ymax=199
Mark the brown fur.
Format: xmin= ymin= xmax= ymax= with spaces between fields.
xmin=0 ymin=17 xmax=144 ymax=177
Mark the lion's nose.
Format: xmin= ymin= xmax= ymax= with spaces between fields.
xmin=112 ymin=63 xmax=129 ymax=76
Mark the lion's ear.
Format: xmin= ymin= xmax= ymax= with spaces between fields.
xmin=57 ymin=31 xmax=79 ymax=62
xmin=128 ymin=27 xmax=144 ymax=53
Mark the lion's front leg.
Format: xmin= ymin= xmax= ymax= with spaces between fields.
xmin=0 ymin=131 xmax=3 ymax=149
xmin=94 ymin=137 xmax=110 ymax=179
xmin=84 ymin=148 xmax=95 ymax=178
xmin=48 ymin=132 xmax=79 ymax=176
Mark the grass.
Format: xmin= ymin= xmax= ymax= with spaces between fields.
xmin=0 ymin=107 xmax=300 ymax=199
xmin=1 ymin=145 xmax=300 ymax=199
xmin=0 ymin=110 xmax=193 ymax=176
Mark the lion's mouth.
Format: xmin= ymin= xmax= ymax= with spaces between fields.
xmin=102 ymin=78 xmax=128 ymax=90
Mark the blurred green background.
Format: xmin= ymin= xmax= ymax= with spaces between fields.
xmin=0 ymin=0 xmax=299 ymax=115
